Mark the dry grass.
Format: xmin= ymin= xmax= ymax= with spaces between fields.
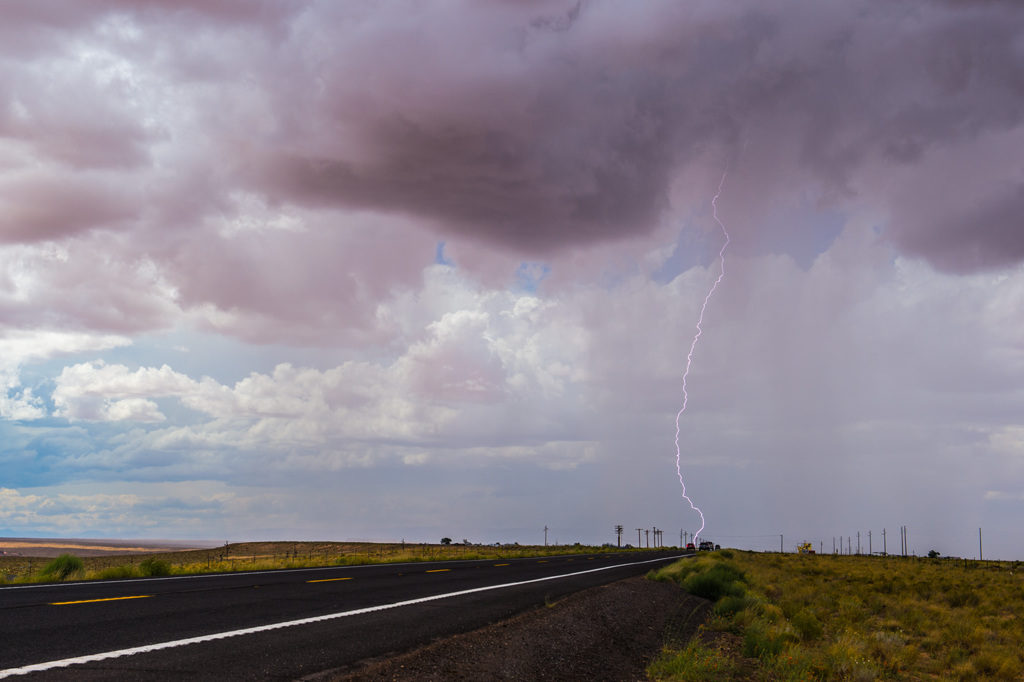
xmin=650 ymin=551 xmax=1024 ymax=681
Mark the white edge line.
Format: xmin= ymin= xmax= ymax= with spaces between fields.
xmin=0 ymin=554 xmax=685 ymax=678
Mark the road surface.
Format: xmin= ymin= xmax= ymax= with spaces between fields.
xmin=0 ymin=550 xmax=686 ymax=680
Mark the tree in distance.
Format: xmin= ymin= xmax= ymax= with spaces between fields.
xmin=441 ymin=537 xmax=452 ymax=545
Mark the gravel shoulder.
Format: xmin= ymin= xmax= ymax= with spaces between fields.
xmin=319 ymin=576 xmax=710 ymax=682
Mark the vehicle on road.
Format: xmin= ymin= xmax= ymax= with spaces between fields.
xmin=685 ymin=542 xmax=695 ymax=551
xmin=698 ymin=540 xmax=715 ymax=551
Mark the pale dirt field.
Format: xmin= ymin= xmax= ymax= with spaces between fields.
xmin=0 ymin=537 xmax=213 ymax=557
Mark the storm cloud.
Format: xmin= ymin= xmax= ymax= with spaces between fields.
xmin=1 ymin=1 xmax=1023 ymax=557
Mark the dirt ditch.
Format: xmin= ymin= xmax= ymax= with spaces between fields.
xmin=320 ymin=576 xmax=710 ymax=682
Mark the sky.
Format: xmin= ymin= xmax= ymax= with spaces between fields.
xmin=1 ymin=0 xmax=1023 ymax=559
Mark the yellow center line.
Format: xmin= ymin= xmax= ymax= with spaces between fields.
xmin=51 ymin=595 xmax=150 ymax=606
xmin=493 ymin=563 xmax=509 ymax=567
xmin=307 ymin=577 xmax=353 ymax=583
xmin=426 ymin=569 xmax=450 ymax=573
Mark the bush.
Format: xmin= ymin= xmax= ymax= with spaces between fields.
xmin=791 ymin=609 xmax=824 ymax=641
xmin=683 ymin=562 xmax=747 ymax=602
xmin=41 ymin=553 xmax=84 ymax=581
xmin=649 ymin=640 xmax=737 ymax=680
xmin=139 ymin=557 xmax=172 ymax=576
xmin=97 ymin=565 xmax=139 ymax=579
xmin=714 ymin=594 xmax=760 ymax=617
xmin=742 ymin=621 xmax=790 ymax=659
xmin=945 ymin=586 xmax=980 ymax=608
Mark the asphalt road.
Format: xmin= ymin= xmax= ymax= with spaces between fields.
xmin=0 ymin=550 xmax=686 ymax=680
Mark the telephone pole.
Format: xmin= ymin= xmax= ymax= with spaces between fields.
xmin=857 ymin=532 xmax=861 ymax=555
xmin=780 ymin=534 xmax=784 ymax=553
xmin=869 ymin=530 xmax=872 ymax=556
xmin=615 ymin=525 xmax=623 ymax=547
xmin=544 ymin=526 xmax=548 ymax=546
xmin=883 ymin=528 xmax=887 ymax=556
xmin=637 ymin=528 xmax=643 ymax=547
xmin=645 ymin=529 xmax=650 ymax=548
xmin=979 ymin=528 xmax=983 ymax=561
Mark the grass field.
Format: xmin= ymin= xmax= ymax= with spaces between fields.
xmin=0 ymin=540 xmax=637 ymax=584
xmin=649 ymin=550 xmax=1024 ymax=681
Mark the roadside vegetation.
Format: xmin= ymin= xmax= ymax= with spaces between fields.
xmin=0 ymin=540 xmax=645 ymax=585
xmin=649 ymin=550 xmax=1024 ymax=681
xmin=39 ymin=553 xmax=85 ymax=581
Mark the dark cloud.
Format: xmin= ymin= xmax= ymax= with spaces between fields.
xmin=1 ymin=0 xmax=1022 ymax=270
xmin=0 ymin=177 xmax=139 ymax=243
xmin=224 ymin=1 xmax=1024 ymax=269
xmin=900 ymin=183 xmax=1024 ymax=273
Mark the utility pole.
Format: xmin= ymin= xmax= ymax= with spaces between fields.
xmin=645 ymin=529 xmax=649 ymax=548
xmin=615 ymin=525 xmax=623 ymax=547
xmin=848 ymin=537 xmax=851 ymax=554
xmin=544 ymin=526 xmax=548 ymax=546
xmin=979 ymin=528 xmax=983 ymax=561
xmin=883 ymin=528 xmax=887 ymax=556
xmin=857 ymin=532 xmax=861 ymax=555
xmin=833 ymin=537 xmax=836 ymax=554
xmin=680 ymin=529 xmax=684 ymax=547
xmin=652 ymin=527 xmax=658 ymax=548
xmin=869 ymin=530 xmax=872 ymax=556
xmin=780 ymin=534 xmax=784 ymax=553
xmin=637 ymin=528 xmax=643 ymax=547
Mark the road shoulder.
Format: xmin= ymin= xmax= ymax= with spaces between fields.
xmin=319 ymin=576 xmax=709 ymax=682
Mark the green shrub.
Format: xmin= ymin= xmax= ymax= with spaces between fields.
xmin=973 ymin=648 xmax=1023 ymax=679
xmin=97 ymin=565 xmax=139 ymax=579
xmin=683 ymin=562 xmax=746 ymax=602
xmin=714 ymin=594 xmax=760 ymax=617
xmin=41 ymin=553 xmax=84 ymax=581
xmin=911 ymin=579 xmax=933 ymax=600
xmin=649 ymin=640 xmax=737 ymax=680
xmin=716 ymin=549 xmax=734 ymax=559
xmin=139 ymin=557 xmax=172 ymax=576
xmin=791 ymin=609 xmax=824 ymax=641
xmin=946 ymin=585 xmax=981 ymax=608
xmin=742 ymin=621 xmax=792 ymax=659
xmin=651 ymin=557 xmax=709 ymax=586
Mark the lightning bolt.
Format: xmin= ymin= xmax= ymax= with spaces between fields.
xmin=675 ymin=172 xmax=730 ymax=542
